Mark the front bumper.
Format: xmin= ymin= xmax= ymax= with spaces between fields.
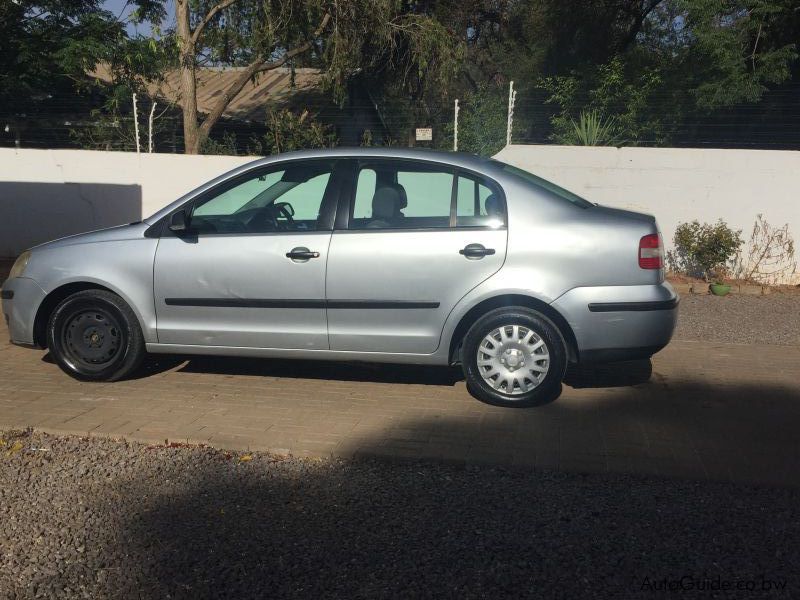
xmin=1 ymin=277 xmax=47 ymax=347
xmin=552 ymin=281 xmax=678 ymax=363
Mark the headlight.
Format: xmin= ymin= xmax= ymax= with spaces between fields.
xmin=8 ymin=251 xmax=31 ymax=279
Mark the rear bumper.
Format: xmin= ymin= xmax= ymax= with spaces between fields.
xmin=1 ymin=277 xmax=46 ymax=347
xmin=552 ymin=282 xmax=678 ymax=363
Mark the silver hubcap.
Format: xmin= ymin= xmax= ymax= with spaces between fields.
xmin=477 ymin=325 xmax=550 ymax=395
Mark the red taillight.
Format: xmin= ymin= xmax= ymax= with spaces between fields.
xmin=639 ymin=234 xmax=663 ymax=269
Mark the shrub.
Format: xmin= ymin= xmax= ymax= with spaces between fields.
xmin=554 ymin=110 xmax=622 ymax=146
xmin=666 ymin=220 xmax=743 ymax=281
xmin=252 ymin=109 xmax=337 ymax=155
xmin=733 ymin=214 xmax=797 ymax=285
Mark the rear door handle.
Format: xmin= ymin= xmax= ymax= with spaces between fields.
xmin=286 ymin=247 xmax=320 ymax=261
xmin=459 ymin=243 xmax=496 ymax=259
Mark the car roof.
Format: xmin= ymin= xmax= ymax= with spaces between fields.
xmin=238 ymin=147 xmax=498 ymax=171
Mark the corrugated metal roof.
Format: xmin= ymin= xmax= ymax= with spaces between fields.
xmin=90 ymin=65 xmax=324 ymax=122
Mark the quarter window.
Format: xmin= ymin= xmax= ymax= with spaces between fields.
xmin=455 ymin=174 xmax=505 ymax=227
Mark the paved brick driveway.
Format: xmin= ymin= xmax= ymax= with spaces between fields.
xmin=1 ymin=317 xmax=799 ymax=486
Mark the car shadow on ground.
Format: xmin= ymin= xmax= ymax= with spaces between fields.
xmin=80 ymin=378 xmax=800 ymax=599
xmin=136 ymin=354 xmax=467 ymax=386
xmin=125 ymin=353 xmax=654 ymax=391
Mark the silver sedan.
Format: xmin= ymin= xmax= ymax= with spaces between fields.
xmin=2 ymin=148 xmax=677 ymax=407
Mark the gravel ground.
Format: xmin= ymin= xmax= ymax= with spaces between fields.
xmin=675 ymin=292 xmax=800 ymax=346
xmin=1 ymin=431 xmax=798 ymax=599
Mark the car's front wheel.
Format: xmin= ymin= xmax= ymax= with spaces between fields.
xmin=47 ymin=289 xmax=145 ymax=381
xmin=462 ymin=307 xmax=567 ymax=407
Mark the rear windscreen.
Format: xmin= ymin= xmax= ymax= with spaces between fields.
xmin=492 ymin=160 xmax=593 ymax=209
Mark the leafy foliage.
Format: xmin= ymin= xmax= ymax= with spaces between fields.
xmin=439 ymin=84 xmax=507 ymax=156
xmin=679 ymin=0 xmax=798 ymax=109
xmin=667 ymin=220 xmax=744 ymax=281
xmin=4 ymin=0 xmax=800 ymax=152
xmin=541 ymin=57 xmax=664 ymax=145
xmin=250 ymin=109 xmax=337 ymax=155
xmin=201 ymin=131 xmax=241 ymax=156
xmin=0 ymin=1 xmax=124 ymax=114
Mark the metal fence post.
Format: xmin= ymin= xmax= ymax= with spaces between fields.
xmin=453 ymin=99 xmax=459 ymax=152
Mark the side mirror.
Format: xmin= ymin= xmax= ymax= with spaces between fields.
xmin=169 ymin=210 xmax=190 ymax=233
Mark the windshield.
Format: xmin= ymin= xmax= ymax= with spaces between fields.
xmin=492 ymin=160 xmax=594 ymax=209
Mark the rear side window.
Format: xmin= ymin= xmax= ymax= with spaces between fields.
xmin=397 ymin=171 xmax=453 ymax=218
xmin=348 ymin=160 xmax=504 ymax=230
xmin=350 ymin=163 xmax=453 ymax=229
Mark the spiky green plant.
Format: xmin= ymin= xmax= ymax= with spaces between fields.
xmin=557 ymin=110 xmax=622 ymax=146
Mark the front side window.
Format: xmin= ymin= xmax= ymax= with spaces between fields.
xmin=349 ymin=162 xmax=454 ymax=230
xmin=188 ymin=161 xmax=335 ymax=234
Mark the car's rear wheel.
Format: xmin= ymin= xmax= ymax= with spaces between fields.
xmin=462 ymin=307 xmax=567 ymax=407
xmin=47 ymin=289 xmax=145 ymax=381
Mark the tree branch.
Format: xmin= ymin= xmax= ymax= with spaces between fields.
xmin=191 ymin=0 xmax=244 ymax=45
xmin=197 ymin=11 xmax=332 ymax=139
xmin=620 ymin=0 xmax=667 ymax=51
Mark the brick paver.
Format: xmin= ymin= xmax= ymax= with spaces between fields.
xmin=1 ymin=317 xmax=799 ymax=486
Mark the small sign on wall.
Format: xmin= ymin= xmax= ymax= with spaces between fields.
xmin=415 ymin=128 xmax=433 ymax=141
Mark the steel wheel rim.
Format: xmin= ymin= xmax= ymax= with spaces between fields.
xmin=477 ymin=324 xmax=550 ymax=395
xmin=60 ymin=306 xmax=124 ymax=372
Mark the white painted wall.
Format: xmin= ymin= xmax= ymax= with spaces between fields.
xmin=0 ymin=148 xmax=253 ymax=256
xmin=495 ymin=145 xmax=800 ymax=283
xmin=1 ymin=146 xmax=798 ymax=283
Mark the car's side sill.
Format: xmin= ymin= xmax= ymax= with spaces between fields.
xmin=9 ymin=339 xmax=40 ymax=349
xmin=587 ymin=298 xmax=678 ymax=312
xmin=145 ymin=343 xmax=447 ymax=365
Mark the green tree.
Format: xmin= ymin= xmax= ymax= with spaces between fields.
xmin=1 ymin=1 xmax=170 ymax=148
xmin=535 ymin=1 xmax=798 ymax=146
xmin=0 ymin=1 xmax=124 ymax=116
xmin=541 ymin=56 xmax=664 ymax=145
xmin=439 ymin=84 xmax=507 ymax=156
xmin=146 ymin=0 xmax=463 ymax=153
xmin=678 ymin=0 xmax=798 ymax=108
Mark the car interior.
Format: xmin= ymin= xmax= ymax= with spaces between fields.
xmin=182 ymin=160 xmax=506 ymax=234
xmin=188 ymin=162 xmax=336 ymax=234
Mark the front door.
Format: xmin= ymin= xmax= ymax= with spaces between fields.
xmin=326 ymin=159 xmax=508 ymax=354
xmin=154 ymin=159 xmax=340 ymax=349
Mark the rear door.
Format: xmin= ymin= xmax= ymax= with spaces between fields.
xmin=325 ymin=159 xmax=508 ymax=354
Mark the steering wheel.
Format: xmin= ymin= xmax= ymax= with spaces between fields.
xmin=274 ymin=202 xmax=295 ymax=229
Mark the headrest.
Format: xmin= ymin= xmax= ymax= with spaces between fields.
xmin=372 ymin=186 xmax=401 ymax=219
xmin=387 ymin=183 xmax=408 ymax=210
xmin=484 ymin=194 xmax=502 ymax=218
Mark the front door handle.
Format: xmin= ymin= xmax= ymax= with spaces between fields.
xmin=286 ymin=247 xmax=320 ymax=261
xmin=459 ymin=243 xmax=496 ymax=260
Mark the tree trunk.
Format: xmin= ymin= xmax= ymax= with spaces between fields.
xmin=176 ymin=0 xmax=201 ymax=154
xmin=174 ymin=3 xmax=330 ymax=155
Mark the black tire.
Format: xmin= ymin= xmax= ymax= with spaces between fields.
xmin=462 ymin=306 xmax=567 ymax=408
xmin=46 ymin=289 xmax=146 ymax=382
